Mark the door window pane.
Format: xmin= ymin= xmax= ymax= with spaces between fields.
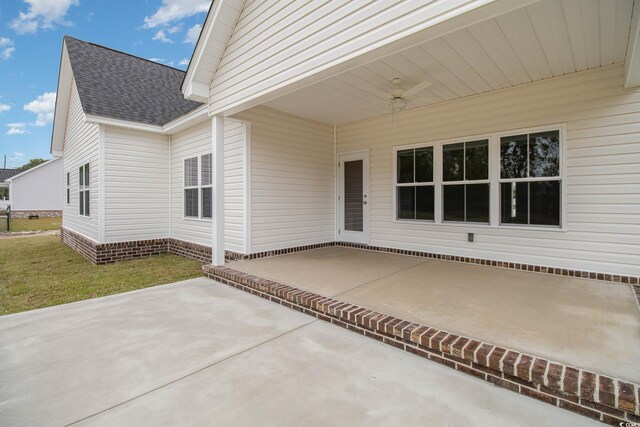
xmin=397 ymin=149 xmax=413 ymax=184
xmin=443 ymin=143 xmax=464 ymax=181
xmin=530 ymin=181 xmax=560 ymax=226
xmin=397 ymin=187 xmax=414 ymax=220
xmin=529 ymin=131 xmax=559 ymax=177
xmin=344 ymin=160 xmax=363 ymax=232
xmin=500 ymin=135 xmax=527 ymax=178
xmin=463 ymin=184 xmax=488 ymax=223
xmin=500 ymin=182 xmax=528 ymax=224
xmin=465 ymin=140 xmax=488 ymax=180
xmin=443 ymin=185 xmax=464 ymax=221
xmin=415 ymin=147 xmax=433 ymax=182
xmin=415 ymin=186 xmax=434 ymax=220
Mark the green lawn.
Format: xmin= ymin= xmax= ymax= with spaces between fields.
xmin=10 ymin=217 xmax=62 ymax=232
xmin=0 ymin=235 xmax=203 ymax=315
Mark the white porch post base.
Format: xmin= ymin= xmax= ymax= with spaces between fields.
xmin=212 ymin=114 xmax=225 ymax=266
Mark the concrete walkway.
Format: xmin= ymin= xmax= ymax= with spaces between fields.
xmin=229 ymin=246 xmax=640 ymax=384
xmin=0 ymin=278 xmax=599 ymax=426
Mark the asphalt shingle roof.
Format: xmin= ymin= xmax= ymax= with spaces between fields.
xmin=64 ymin=36 xmax=203 ymax=126
xmin=0 ymin=169 xmax=21 ymax=183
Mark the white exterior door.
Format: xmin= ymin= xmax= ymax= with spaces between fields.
xmin=338 ymin=151 xmax=369 ymax=244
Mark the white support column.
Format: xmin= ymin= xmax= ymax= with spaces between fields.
xmin=212 ymin=115 xmax=225 ymax=265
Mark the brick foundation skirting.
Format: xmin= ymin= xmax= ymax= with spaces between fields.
xmin=167 ymin=239 xmax=211 ymax=264
xmin=204 ymin=265 xmax=640 ymax=426
xmin=11 ymin=210 xmax=61 ymax=219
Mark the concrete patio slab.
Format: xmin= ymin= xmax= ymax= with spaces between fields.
xmin=230 ymin=246 xmax=640 ymax=383
xmin=79 ymin=321 xmax=598 ymax=427
xmin=0 ymin=278 xmax=599 ymax=426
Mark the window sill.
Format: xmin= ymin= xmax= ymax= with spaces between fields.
xmin=183 ymin=217 xmax=212 ymax=222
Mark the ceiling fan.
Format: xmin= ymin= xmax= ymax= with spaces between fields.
xmin=371 ymin=77 xmax=441 ymax=113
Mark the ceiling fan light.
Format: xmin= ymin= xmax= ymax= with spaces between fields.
xmin=390 ymin=97 xmax=407 ymax=112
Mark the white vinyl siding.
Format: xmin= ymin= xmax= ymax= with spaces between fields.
xmin=8 ymin=158 xmax=63 ymax=211
xmin=62 ymin=79 xmax=100 ymax=241
xmin=336 ymin=64 xmax=640 ymax=276
xmin=233 ymin=107 xmax=334 ymax=253
xmin=103 ymin=127 xmax=170 ymax=243
xmin=208 ymin=0 xmax=489 ymax=114
xmin=170 ymin=119 xmax=247 ymax=253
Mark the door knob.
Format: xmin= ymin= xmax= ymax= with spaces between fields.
xmin=363 ymin=201 xmax=368 ymax=205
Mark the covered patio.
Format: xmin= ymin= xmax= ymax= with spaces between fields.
xmin=227 ymin=246 xmax=640 ymax=384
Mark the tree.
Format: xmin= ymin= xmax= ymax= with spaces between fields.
xmin=19 ymin=158 xmax=47 ymax=171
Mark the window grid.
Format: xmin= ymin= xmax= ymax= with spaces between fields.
xmin=184 ymin=154 xmax=213 ymax=220
xmin=395 ymin=146 xmax=434 ymax=221
xmin=78 ymin=163 xmax=89 ymax=217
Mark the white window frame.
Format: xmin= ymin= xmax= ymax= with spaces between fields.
xmin=183 ymin=154 xmax=213 ymax=221
xmin=394 ymin=145 xmax=435 ymax=222
xmin=391 ymin=123 xmax=567 ymax=231
xmin=78 ymin=163 xmax=90 ymax=217
xmin=496 ymin=125 xmax=565 ymax=230
xmin=441 ymin=139 xmax=491 ymax=225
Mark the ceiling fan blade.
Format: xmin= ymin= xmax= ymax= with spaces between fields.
xmin=403 ymin=80 xmax=432 ymax=97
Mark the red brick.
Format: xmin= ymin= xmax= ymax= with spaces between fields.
xmin=546 ymin=363 xmax=563 ymax=389
xmin=462 ymin=340 xmax=481 ymax=362
xmin=530 ymin=358 xmax=548 ymax=385
xmin=401 ymin=323 xmax=420 ymax=341
xmin=488 ymin=375 xmax=519 ymax=393
xmin=488 ymin=347 xmax=506 ymax=371
xmin=563 ymin=366 xmax=580 ymax=395
xmin=430 ymin=331 xmax=449 ymax=351
xmin=598 ymin=376 xmax=616 ymax=408
xmin=539 ymin=385 xmax=579 ymax=403
xmin=515 ymin=355 xmax=533 ymax=382
xmin=501 ymin=351 xmax=519 ymax=376
xmin=451 ymin=337 xmax=469 ymax=359
xmin=580 ymin=399 xmax=624 ymax=417
xmin=580 ymin=371 xmax=597 ymax=401
xmin=474 ymin=343 xmax=493 ymax=365
xmin=410 ymin=326 xmax=430 ymax=344
xmin=457 ymin=364 xmax=486 ymax=380
xmin=618 ymin=380 xmax=637 ymax=413
xmin=419 ymin=328 xmax=438 ymax=348
xmin=441 ymin=334 xmax=458 ymax=354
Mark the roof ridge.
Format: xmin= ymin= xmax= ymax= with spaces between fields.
xmin=63 ymin=35 xmax=186 ymax=73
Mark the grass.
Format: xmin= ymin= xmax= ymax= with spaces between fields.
xmin=10 ymin=217 xmax=62 ymax=232
xmin=0 ymin=235 xmax=203 ymax=315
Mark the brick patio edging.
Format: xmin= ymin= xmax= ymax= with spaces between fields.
xmin=203 ymin=265 xmax=640 ymax=426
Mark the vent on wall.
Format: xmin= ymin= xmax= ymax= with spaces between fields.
xmin=468 ymin=233 xmax=474 ymax=243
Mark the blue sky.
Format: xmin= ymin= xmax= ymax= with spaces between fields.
xmin=0 ymin=0 xmax=211 ymax=168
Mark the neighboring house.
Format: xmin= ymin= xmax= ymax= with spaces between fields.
xmin=53 ymin=0 xmax=640 ymax=280
xmin=0 ymin=168 xmax=21 ymax=210
xmin=6 ymin=158 xmax=63 ymax=218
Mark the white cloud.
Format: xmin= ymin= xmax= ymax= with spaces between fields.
xmin=0 ymin=38 xmax=15 ymax=60
xmin=24 ymin=92 xmax=56 ymax=126
xmin=152 ymin=29 xmax=174 ymax=44
xmin=179 ymin=58 xmax=190 ymax=66
xmin=167 ymin=24 xmax=183 ymax=34
xmin=7 ymin=152 xmax=26 ymax=167
xmin=7 ymin=123 xmax=28 ymax=135
xmin=0 ymin=104 xmax=10 ymax=113
xmin=143 ymin=0 xmax=210 ymax=29
xmin=10 ymin=0 xmax=79 ymax=34
xmin=184 ymin=23 xmax=201 ymax=44
xmin=2 ymin=47 xmax=16 ymax=60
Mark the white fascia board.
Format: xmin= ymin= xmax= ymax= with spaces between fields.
xmin=182 ymin=0 xmax=223 ymax=96
xmin=84 ymin=114 xmax=164 ymax=133
xmin=184 ymin=80 xmax=209 ymax=103
xmin=625 ymin=0 xmax=640 ymax=88
xmin=84 ymin=105 xmax=209 ymax=135
xmin=51 ymin=43 xmax=73 ymax=155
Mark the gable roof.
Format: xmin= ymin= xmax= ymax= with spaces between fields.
xmin=64 ymin=36 xmax=202 ymax=126
xmin=0 ymin=169 xmax=21 ymax=183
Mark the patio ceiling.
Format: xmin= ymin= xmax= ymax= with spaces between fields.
xmin=264 ymin=0 xmax=634 ymax=125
